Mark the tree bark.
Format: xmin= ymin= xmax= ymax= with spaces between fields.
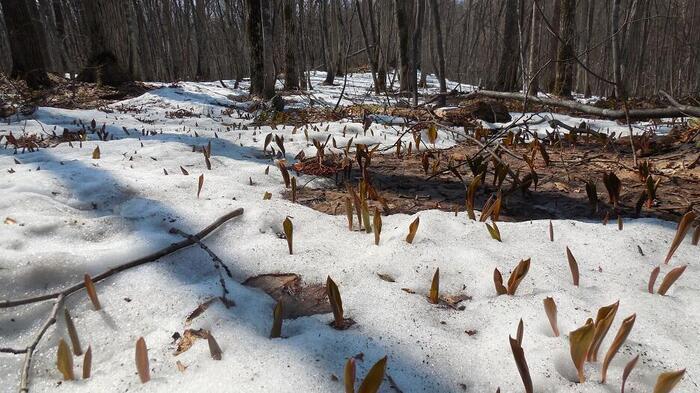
xmin=283 ymin=0 xmax=299 ymax=90
xmin=494 ymin=0 xmax=519 ymax=92
xmin=260 ymin=0 xmax=275 ymax=98
xmin=245 ymin=0 xmax=265 ymax=95
xmin=428 ymin=0 xmax=447 ymax=107
xmin=0 ymin=0 xmax=52 ymax=88
xmin=527 ymin=2 xmax=539 ymax=95
xmin=394 ymin=0 xmax=413 ymax=94
xmin=611 ymin=0 xmax=625 ymax=98
xmin=553 ymin=0 xmax=575 ymax=97
xmin=411 ymin=0 xmax=426 ymax=105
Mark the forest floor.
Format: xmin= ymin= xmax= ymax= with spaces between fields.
xmin=0 ymin=72 xmax=698 ymax=393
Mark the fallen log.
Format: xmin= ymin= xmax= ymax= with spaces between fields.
xmin=469 ymin=90 xmax=700 ymax=120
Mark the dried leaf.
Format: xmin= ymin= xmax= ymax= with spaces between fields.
xmin=263 ymin=191 xmax=272 ymax=200
xmin=64 ymin=308 xmax=83 ymax=356
xmin=291 ymin=177 xmax=297 ymax=203
xmin=485 ymin=221 xmax=501 ymax=242
xmin=264 ymin=133 xmax=273 ymax=153
xmin=373 ymin=207 xmax=382 ymax=245
xmin=664 ymin=212 xmax=696 ymax=264
xmin=543 ymin=297 xmax=559 ymax=337
xmin=135 ymin=337 xmax=150 ymax=383
xmin=57 ymin=338 xmax=74 ymax=381
xmin=357 ymin=356 xmax=387 ymax=393
xmin=345 ymin=197 xmax=353 ymax=231
xmin=508 ymin=335 xmax=533 ymax=393
xmin=176 ymin=360 xmax=187 ymax=372
xmin=603 ymin=172 xmax=622 ymax=207
xmin=82 ymin=345 xmax=92 ymax=379
xmin=180 ymin=166 xmax=189 ymax=175
xmin=585 ymin=180 xmax=598 ymax=213
xmin=84 ymin=274 xmax=101 ymax=311
xmin=467 ymin=176 xmax=481 ymax=220
xmin=207 ymin=332 xmax=223 ymax=360
xmin=406 ymin=217 xmax=420 ymax=244
xmin=692 ymin=225 xmax=699 ymax=245
xmin=570 ymin=320 xmax=595 ymax=383
xmin=197 ymin=174 xmax=204 ymax=198
xmin=278 ymin=160 xmax=291 ymax=188
xmin=621 ymin=355 xmax=639 ymax=393
xmin=648 ymin=266 xmax=661 ymax=294
xmin=361 ymin=198 xmax=371 ymax=234
xmin=516 ymin=319 xmax=524 ymax=345
xmin=270 ymin=300 xmax=283 ymax=338
xmin=566 ymin=247 xmax=580 ymax=286
xmin=92 ymin=146 xmax=100 ymax=159
xmin=327 ymin=276 xmax=344 ymax=326
xmin=185 ymin=298 xmax=217 ymax=324
xmin=428 ymin=268 xmax=439 ymax=304
xmin=494 ymin=268 xmax=507 ymax=295
xmin=653 ymin=369 xmax=686 ymax=393
xmin=657 ymin=265 xmax=687 ymax=296
xmin=174 ymin=328 xmax=208 ymax=355
xmin=283 ymin=217 xmax=293 ymax=254
xmin=345 ymin=357 xmax=356 ymax=393
xmin=377 ymin=273 xmax=395 ymax=282
xmin=588 ymin=301 xmax=619 ymax=362
xmin=507 ymin=258 xmax=530 ymax=295
xmin=427 ymin=124 xmax=438 ymax=144
xmin=618 ymin=215 xmax=623 ymax=230
xmin=601 ymin=314 xmax=636 ymax=383
xmin=549 ymin=220 xmax=554 ymax=242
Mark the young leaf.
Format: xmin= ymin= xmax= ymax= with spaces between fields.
xmin=277 ymin=160 xmax=291 ymax=188
xmin=327 ymin=276 xmax=344 ymax=326
xmin=516 ymin=319 xmax=524 ymax=346
xmin=649 ymin=266 xmax=661 ymax=294
xmin=357 ymin=356 xmax=387 ymax=393
xmin=207 ymin=332 xmax=223 ymax=360
xmin=427 ymin=124 xmax=438 ymax=144
xmin=466 ymin=176 xmax=481 ymax=220
xmin=653 ymin=369 xmax=686 ymax=393
xmin=291 ymin=177 xmax=297 ymax=203
xmin=508 ymin=336 xmax=533 ymax=393
xmin=57 ymin=338 xmax=75 ymax=381
xmin=506 ymin=258 xmax=531 ymax=296
xmin=82 ymin=345 xmax=92 ymax=379
xmin=270 ymin=300 xmax=283 ymax=338
xmin=263 ymin=191 xmax=272 ymax=200
xmin=621 ymin=355 xmax=639 ymax=393
xmin=373 ymin=207 xmax=382 ymax=245
xmin=494 ymin=268 xmax=507 ymax=295
xmin=135 ymin=337 xmax=150 ymax=383
xmin=603 ymin=172 xmax=622 ymax=207
xmin=587 ymin=301 xmax=619 ymax=362
xmin=197 ymin=174 xmax=204 ymax=198
xmin=543 ymin=297 xmax=559 ymax=337
xmin=283 ymin=217 xmax=293 ymax=255
xmin=84 ymin=274 xmax=101 ymax=311
xmin=692 ymin=225 xmax=699 ymax=245
xmin=485 ymin=221 xmax=501 ymax=242
xmin=585 ymin=180 xmax=598 ymax=213
xmin=566 ymin=246 xmax=580 ymax=286
xmin=428 ymin=268 xmax=439 ymax=304
xmin=548 ymin=220 xmax=554 ymax=242
xmin=569 ymin=320 xmax=595 ymax=383
xmin=361 ymin=198 xmax=372 ymax=234
xmin=601 ymin=314 xmax=636 ymax=383
xmin=345 ymin=197 xmax=354 ymax=231
xmin=92 ymin=146 xmax=100 ymax=159
xmin=344 ymin=357 xmax=356 ymax=393
xmin=618 ymin=215 xmax=623 ymax=230
xmin=406 ymin=217 xmax=420 ymax=244
xmin=64 ymin=308 xmax=83 ymax=356
xmin=664 ymin=212 xmax=696 ymax=264
xmin=657 ymin=265 xmax=687 ymax=296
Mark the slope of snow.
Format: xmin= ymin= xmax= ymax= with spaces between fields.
xmin=0 ymin=73 xmax=697 ymax=393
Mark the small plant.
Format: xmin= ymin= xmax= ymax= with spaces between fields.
xmin=197 ymin=174 xmax=204 ymax=198
xmin=587 ymin=301 xmax=619 ymax=362
xmin=657 ymin=265 xmax=687 ymax=295
xmin=543 ymin=297 xmax=559 ymax=337
xmin=548 ymin=221 xmax=553 ymax=242
xmin=569 ymin=319 xmax=595 ymax=383
xmin=565 ymin=247 xmax=580 ymax=286
xmin=372 ymin=207 xmax=382 ymax=245
xmin=327 ymin=276 xmax=352 ymax=329
xmin=653 ymin=369 xmax=686 ymax=393
xmin=345 ymin=357 xmax=356 ymax=393
xmin=92 ymin=146 xmax=100 ymax=159
xmin=135 ymin=337 xmax=150 ymax=383
xmin=603 ymin=172 xmax=622 ymax=207
xmin=84 ymin=274 xmax=101 ymax=310
xmin=618 ymin=215 xmax=623 ymax=230
xmin=345 ymin=197 xmax=353 ymax=231
xmin=270 ymin=300 xmax=283 ymax=338
xmin=621 ymin=355 xmax=639 ymax=393
xmin=207 ymin=332 xmax=223 ymax=360
xmin=263 ymin=191 xmax=272 ymax=200
xmin=64 ymin=308 xmax=83 ymax=356
xmin=428 ymin=268 xmax=439 ymax=304
xmin=466 ymin=176 xmax=481 ymax=220
xmin=291 ymin=177 xmax=297 ymax=203
xmin=277 ymin=160 xmax=291 ymax=188
xmin=83 ymin=345 xmax=92 ymax=379
xmin=649 ymin=266 xmax=661 ymax=293
xmin=485 ymin=221 xmax=501 ymax=241
xmin=692 ymin=225 xmax=699 ymax=245
xmin=283 ymin=217 xmax=293 ymax=254
xmin=585 ymin=180 xmax=598 ymax=213
xmin=361 ymin=198 xmax=371 ymax=234
xmin=57 ymin=338 xmax=74 ymax=381
xmin=494 ymin=258 xmax=531 ymax=296
xmin=427 ymin=124 xmax=438 ymax=144
xmin=508 ymin=335 xmax=533 ymax=393
xmin=356 ymin=356 xmax=388 ymax=393
xmin=664 ymin=211 xmax=696 ymax=264
xmin=601 ymin=314 xmax=636 ymax=383
xmin=406 ymin=217 xmax=420 ymax=244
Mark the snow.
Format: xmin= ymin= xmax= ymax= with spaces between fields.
xmin=0 ymin=72 xmax=697 ymax=393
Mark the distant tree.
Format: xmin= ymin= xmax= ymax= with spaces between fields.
xmin=0 ymin=0 xmax=52 ymax=88
xmin=553 ymin=0 xmax=575 ymax=97
xmin=429 ymin=0 xmax=447 ymax=107
xmin=245 ymin=0 xmax=265 ymax=96
xmin=284 ymin=0 xmax=299 ymax=90
xmin=493 ymin=0 xmax=518 ymax=92
xmin=394 ymin=0 xmax=413 ymax=94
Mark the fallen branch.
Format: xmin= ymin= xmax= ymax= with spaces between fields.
xmin=0 ymin=208 xmax=244 ymax=309
xmin=470 ymin=90 xmax=700 ymax=119
xmin=659 ymin=90 xmax=700 ymax=118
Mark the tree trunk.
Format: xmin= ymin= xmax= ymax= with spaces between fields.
xmin=260 ymin=0 xmax=275 ymax=98
xmin=411 ymin=0 xmax=426 ymax=105
xmin=283 ymin=0 xmax=299 ymax=90
xmin=0 ymin=0 xmax=52 ymax=88
xmin=583 ymin=0 xmax=595 ymax=97
xmin=527 ymin=3 xmax=539 ymax=94
xmin=394 ymin=0 xmax=413 ymax=94
xmin=194 ymin=0 xmax=209 ymax=80
xmin=611 ymin=0 xmax=625 ymax=98
xmin=494 ymin=0 xmax=519 ymax=92
xmin=246 ymin=0 xmax=264 ymax=96
xmin=320 ymin=0 xmax=336 ymax=85
xmin=553 ymin=0 xmax=575 ymax=97
xmin=428 ymin=0 xmax=446 ymax=107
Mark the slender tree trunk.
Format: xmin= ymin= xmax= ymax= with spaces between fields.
xmin=527 ymin=3 xmax=539 ymax=94
xmin=553 ymin=0 xmax=575 ymax=97
xmin=246 ymin=0 xmax=264 ymax=95
xmin=283 ymin=0 xmax=299 ymax=90
xmin=583 ymin=0 xmax=595 ymax=97
xmin=428 ymin=0 xmax=447 ymax=107
xmin=394 ymin=0 xmax=412 ymax=94
xmin=1 ymin=0 xmax=52 ymax=88
xmin=411 ymin=0 xmax=426 ymax=105
xmin=260 ymin=0 xmax=275 ymax=98
xmin=355 ymin=0 xmax=379 ymax=93
xmin=494 ymin=0 xmax=519 ymax=91
xmin=320 ymin=0 xmax=336 ymax=85
xmin=611 ymin=0 xmax=625 ymax=98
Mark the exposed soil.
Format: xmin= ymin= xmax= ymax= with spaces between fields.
xmin=291 ymin=130 xmax=700 ymax=223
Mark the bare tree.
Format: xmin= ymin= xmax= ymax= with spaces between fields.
xmin=394 ymin=0 xmax=413 ymax=94
xmin=283 ymin=0 xmax=299 ymax=90
xmin=553 ymin=0 xmax=575 ymax=97
xmin=494 ymin=0 xmax=519 ymax=91
xmin=429 ymin=0 xmax=447 ymax=107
